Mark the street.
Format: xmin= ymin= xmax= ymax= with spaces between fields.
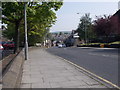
xmin=46 ymin=47 xmax=119 ymax=86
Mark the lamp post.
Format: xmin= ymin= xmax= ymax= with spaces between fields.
xmin=24 ymin=3 xmax=28 ymax=60
xmin=84 ymin=19 xmax=87 ymax=44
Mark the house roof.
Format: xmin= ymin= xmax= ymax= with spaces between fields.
xmin=113 ymin=9 xmax=120 ymax=20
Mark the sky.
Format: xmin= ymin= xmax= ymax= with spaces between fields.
xmin=50 ymin=1 xmax=119 ymax=32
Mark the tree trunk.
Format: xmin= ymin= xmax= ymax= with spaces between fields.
xmin=14 ymin=22 xmax=20 ymax=54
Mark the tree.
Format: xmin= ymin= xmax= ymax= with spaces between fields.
xmin=76 ymin=13 xmax=94 ymax=43
xmin=2 ymin=2 xmax=26 ymax=53
xmin=59 ymin=32 xmax=63 ymax=35
xmin=26 ymin=2 xmax=61 ymax=45
xmin=2 ymin=23 xmax=15 ymax=40
xmin=2 ymin=2 xmax=63 ymax=51
xmin=93 ymin=15 xmax=120 ymax=42
xmin=94 ymin=15 xmax=110 ymax=36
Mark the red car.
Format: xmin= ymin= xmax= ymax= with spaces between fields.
xmin=3 ymin=41 xmax=15 ymax=49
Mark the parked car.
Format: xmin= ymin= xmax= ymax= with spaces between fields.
xmin=58 ymin=44 xmax=66 ymax=48
xmin=3 ymin=41 xmax=15 ymax=49
xmin=0 ymin=43 xmax=4 ymax=50
xmin=36 ymin=43 xmax=42 ymax=47
xmin=0 ymin=43 xmax=4 ymax=60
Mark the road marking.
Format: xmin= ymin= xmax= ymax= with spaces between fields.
xmin=55 ymin=55 xmax=120 ymax=89
xmin=78 ymin=47 xmax=117 ymax=50
xmin=88 ymin=53 xmax=118 ymax=58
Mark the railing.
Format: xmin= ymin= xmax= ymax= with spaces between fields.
xmin=0 ymin=49 xmax=14 ymax=60
xmin=0 ymin=48 xmax=23 ymax=78
xmin=2 ymin=48 xmax=24 ymax=88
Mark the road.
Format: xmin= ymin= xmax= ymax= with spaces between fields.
xmin=46 ymin=47 xmax=119 ymax=86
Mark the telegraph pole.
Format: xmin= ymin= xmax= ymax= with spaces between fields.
xmin=24 ymin=3 xmax=28 ymax=60
xmin=84 ymin=20 xmax=87 ymax=44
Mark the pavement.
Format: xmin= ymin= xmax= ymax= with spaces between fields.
xmin=20 ymin=47 xmax=109 ymax=88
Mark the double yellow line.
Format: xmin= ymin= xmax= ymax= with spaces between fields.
xmin=57 ymin=56 xmax=120 ymax=89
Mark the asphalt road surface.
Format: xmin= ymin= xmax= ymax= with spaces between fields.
xmin=47 ymin=47 xmax=119 ymax=86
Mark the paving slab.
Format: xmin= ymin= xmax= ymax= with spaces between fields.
xmin=21 ymin=48 xmax=108 ymax=88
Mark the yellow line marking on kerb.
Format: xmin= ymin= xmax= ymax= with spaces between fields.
xmin=57 ymin=56 xmax=120 ymax=89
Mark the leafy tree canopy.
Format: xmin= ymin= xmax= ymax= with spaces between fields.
xmin=76 ymin=13 xmax=94 ymax=41
xmin=2 ymin=1 xmax=63 ymax=48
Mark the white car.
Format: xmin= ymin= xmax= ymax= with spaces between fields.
xmin=0 ymin=44 xmax=4 ymax=60
xmin=0 ymin=45 xmax=3 ymax=50
xmin=36 ymin=43 xmax=42 ymax=47
xmin=58 ymin=44 xmax=66 ymax=48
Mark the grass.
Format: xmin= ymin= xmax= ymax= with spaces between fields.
xmin=109 ymin=41 xmax=120 ymax=44
xmin=79 ymin=43 xmax=106 ymax=46
xmin=78 ymin=41 xmax=120 ymax=48
xmin=79 ymin=41 xmax=120 ymax=46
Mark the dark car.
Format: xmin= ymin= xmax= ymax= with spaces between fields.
xmin=3 ymin=41 xmax=15 ymax=49
xmin=0 ymin=41 xmax=6 ymax=45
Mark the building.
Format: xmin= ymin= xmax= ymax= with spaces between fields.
xmin=118 ymin=1 xmax=120 ymax=10
xmin=51 ymin=31 xmax=71 ymax=41
xmin=113 ymin=9 xmax=120 ymax=23
xmin=110 ymin=8 xmax=120 ymax=41
xmin=50 ymin=31 xmax=72 ymax=46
